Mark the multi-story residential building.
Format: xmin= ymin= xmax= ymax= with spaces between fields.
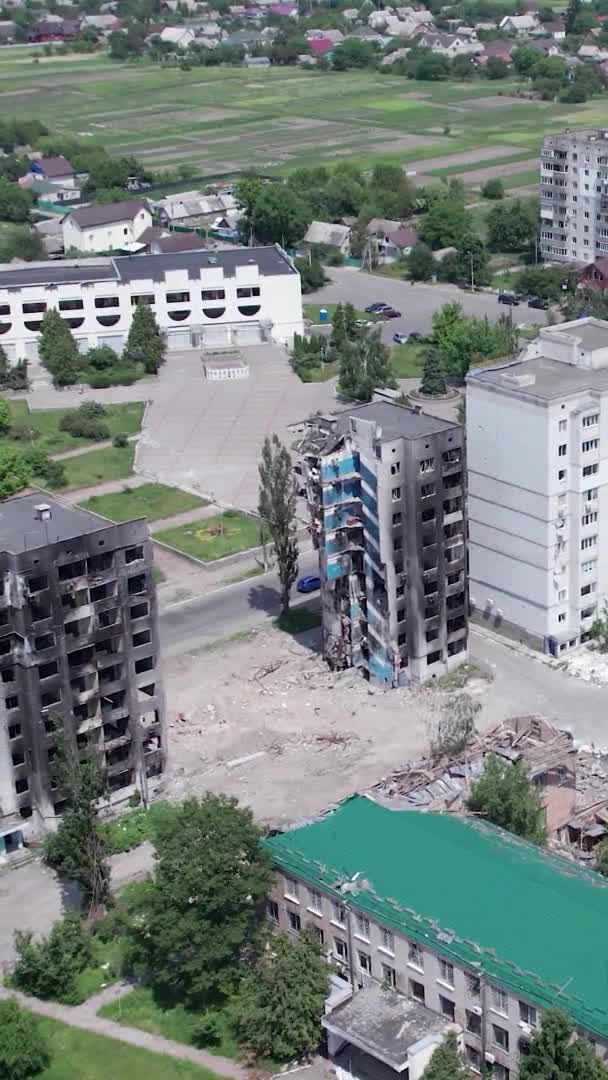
xmin=467 ymin=316 xmax=608 ymax=657
xmin=264 ymin=794 xmax=608 ymax=1079
xmin=301 ymin=401 xmax=468 ymax=686
xmin=0 ymin=493 xmax=166 ymax=861
xmin=0 ymin=245 xmax=303 ymax=361
xmin=540 ymin=128 xmax=608 ymax=264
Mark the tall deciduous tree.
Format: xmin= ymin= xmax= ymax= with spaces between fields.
xmin=0 ymin=447 xmax=32 ymax=498
xmin=231 ymin=930 xmax=329 ymax=1062
xmin=125 ymin=304 xmax=166 ymax=374
xmin=337 ymin=326 xmax=395 ymax=402
xmin=43 ymin=722 xmax=110 ymax=914
xmin=408 ymin=243 xmax=436 ymax=282
xmin=467 ymin=752 xmax=546 ymax=844
xmin=12 ymin=911 xmax=93 ymax=1004
xmin=258 ymin=434 xmax=299 ymax=614
xmin=251 ymin=185 xmax=311 ymax=248
xmin=422 ymin=1032 xmax=469 ymax=1080
xmin=0 ymin=999 xmax=50 ymax=1080
xmin=520 ymin=1008 xmax=608 ymax=1080
xmin=38 ymin=309 xmax=81 ymax=387
xmin=125 ymin=794 xmax=272 ymax=1009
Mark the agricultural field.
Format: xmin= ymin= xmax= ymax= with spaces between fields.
xmin=0 ymin=48 xmax=601 ymax=181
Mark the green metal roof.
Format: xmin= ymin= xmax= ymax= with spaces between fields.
xmin=263 ymin=796 xmax=608 ymax=1040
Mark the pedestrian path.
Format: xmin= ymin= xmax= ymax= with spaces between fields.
xmin=148 ymin=504 xmax=219 ymax=532
xmin=0 ymin=986 xmax=247 ymax=1079
xmin=51 ymin=434 xmax=138 ymax=461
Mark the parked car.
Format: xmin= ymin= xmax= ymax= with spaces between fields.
xmin=408 ymin=331 xmax=423 ymax=341
xmin=365 ymin=302 xmax=388 ymax=313
xmin=528 ymin=296 xmax=549 ymax=310
xmin=498 ymin=292 xmax=520 ymax=306
xmin=297 ymin=575 xmax=321 ymax=593
xmin=393 ymin=332 xmax=408 ymax=345
xmin=382 ymin=308 xmax=402 ymax=319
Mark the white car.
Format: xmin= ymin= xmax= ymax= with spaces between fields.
xmin=393 ymin=332 xmax=409 ymax=345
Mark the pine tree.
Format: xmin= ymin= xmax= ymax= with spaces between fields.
xmin=422 ymin=1032 xmax=469 ymax=1080
xmin=38 ymin=309 xmax=80 ymax=388
xmin=258 ymin=434 xmax=299 ymax=615
xmin=520 ymin=1008 xmax=608 ymax=1080
xmin=420 ymin=347 xmax=447 ymax=397
xmin=0 ymin=343 xmax=9 ymax=386
xmin=125 ymin=304 xmax=166 ymax=374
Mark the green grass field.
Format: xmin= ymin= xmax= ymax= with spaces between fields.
xmin=392 ymin=343 xmax=424 ymax=378
xmin=79 ymin=483 xmax=206 ymax=523
xmin=0 ymin=49 xmax=595 ymax=178
xmin=0 ymin=400 xmax=144 ymax=455
xmin=33 ymin=1015 xmax=223 ymax=1080
xmin=49 ymin=445 xmax=135 ymax=492
xmin=100 ymin=987 xmax=240 ymax=1060
xmin=154 ymin=510 xmax=260 ymax=561
xmin=303 ymin=303 xmax=381 ymax=323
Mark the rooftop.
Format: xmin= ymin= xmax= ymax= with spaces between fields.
xmin=0 ymin=258 xmax=117 ymax=290
xmin=264 ymin=794 xmax=608 ymax=1040
xmin=337 ymin=401 xmax=458 ymax=442
xmin=0 ymin=493 xmax=108 ymax=554
xmin=67 ymin=199 xmax=148 ymax=229
xmin=323 ymin=983 xmax=453 ymax=1070
xmin=32 ymin=155 xmax=74 ymax=178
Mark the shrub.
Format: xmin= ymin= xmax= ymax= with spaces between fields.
xmin=59 ymin=408 xmax=110 ymax=441
xmin=78 ymin=401 xmax=107 ymax=419
xmin=0 ymin=998 xmax=50 ymax=1080
xmin=191 ymin=1009 xmax=223 ymax=1048
xmin=43 ymin=460 xmax=67 ymax=488
xmin=85 ymin=346 xmax=118 ymax=372
xmin=9 ymin=423 xmax=38 ymax=443
xmin=112 ymin=433 xmax=128 ymax=448
xmin=22 ymin=446 xmax=49 ymax=476
xmin=12 ymin=912 xmax=93 ymax=1004
xmin=481 ymin=177 xmax=505 ymax=200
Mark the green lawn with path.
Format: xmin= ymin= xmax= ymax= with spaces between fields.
xmin=303 ymin=303 xmax=381 ymax=324
xmin=49 ymin=445 xmax=135 ymax=492
xmin=80 ymin=483 xmax=206 ymax=524
xmin=0 ymin=400 xmax=144 ymax=455
xmin=154 ymin=510 xmax=260 ymax=561
xmin=392 ymin=343 xmax=424 ymax=379
xmin=100 ymin=987 xmax=239 ymax=1060
xmin=33 ymin=1014 xmax=224 ymax=1080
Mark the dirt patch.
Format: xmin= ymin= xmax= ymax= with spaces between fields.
xmin=459 ymin=94 xmax=538 ymax=108
xmin=411 ymin=144 xmax=524 ymax=173
xmin=456 ymin=157 xmax=538 ymax=186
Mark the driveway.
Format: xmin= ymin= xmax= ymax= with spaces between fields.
xmin=307 ymin=267 xmax=532 ymax=343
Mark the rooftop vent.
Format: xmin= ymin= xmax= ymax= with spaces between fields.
xmin=34 ymin=504 xmax=52 ymax=522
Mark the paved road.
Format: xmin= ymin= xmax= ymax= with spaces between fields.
xmin=308 ymin=267 xmax=545 ymax=343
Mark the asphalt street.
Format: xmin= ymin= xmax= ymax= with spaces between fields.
xmin=309 ymin=267 xmax=546 ymax=344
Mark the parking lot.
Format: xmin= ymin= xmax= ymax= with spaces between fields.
xmin=308 ymin=267 xmax=547 ymax=343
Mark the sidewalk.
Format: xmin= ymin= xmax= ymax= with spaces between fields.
xmin=61 ymin=475 xmax=148 ymax=504
xmin=148 ymin=503 xmax=219 ymax=532
xmin=52 ymin=433 xmax=138 ymax=462
xmin=0 ymin=986 xmax=247 ymax=1079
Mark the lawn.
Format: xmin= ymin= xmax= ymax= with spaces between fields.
xmin=49 ymin=445 xmax=135 ymax=492
xmin=154 ymin=510 xmax=260 ymax=561
xmin=303 ymin=303 xmax=381 ymax=323
xmin=100 ymin=987 xmax=239 ymax=1061
xmin=391 ymin=343 xmax=424 ymax=379
xmin=297 ymin=360 xmax=339 ymax=383
xmin=33 ymin=1015 xmax=224 ymax=1080
xmin=80 ymin=483 xmax=206 ymax=524
xmin=275 ymin=606 xmax=321 ymax=634
xmin=0 ymin=400 xmax=144 ymax=455
xmin=102 ymin=801 xmax=172 ymax=855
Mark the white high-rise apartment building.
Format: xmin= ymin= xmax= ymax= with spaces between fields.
xmin=467 ymin=317 xmax=608 ymax=657
xmin=540 ymin=128 xmax=608 ymax=264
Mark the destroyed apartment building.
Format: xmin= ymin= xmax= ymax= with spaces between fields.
xmin=0 ymin=493 xmax=166 ymax=862
xmin=298 ymin=401 xmax=468 ymax=688
xmin=371 ymin=712 xmax=608 ymax=861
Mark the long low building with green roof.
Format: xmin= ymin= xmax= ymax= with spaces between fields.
xmin=262 ymin=794 xmax=608 ymax=1080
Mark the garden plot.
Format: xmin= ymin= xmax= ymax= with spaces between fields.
xmin=455 ymin=156 xmax=539 ymax=187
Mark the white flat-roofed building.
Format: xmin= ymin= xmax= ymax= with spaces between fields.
xmin=467 ymin=317 xmax=608 ymax=656
xmin=0 ymin=245 xmax=303 ymax=361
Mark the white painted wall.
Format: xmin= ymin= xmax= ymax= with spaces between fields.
xmin=62 ymin=207 xmax=153 ymax=254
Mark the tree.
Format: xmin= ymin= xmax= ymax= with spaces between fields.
xmin=422 ymin=1032 xmax=469 ymax=1080
xmin=258 ymin=434 xmax=299 ymax=615
xmin=0 ymin=178 xmax=33 ymax=223
xmin=419 ymin=198 xmax=471 ymax=250
xmin=520 ymin=1007 xmax=608 ymax=1080
xmin=125 ymin=304 xmax=165 ymax=374
xmin=0 ymin=999 xmax=50 ymax=1080
xmin=430 ymin=694 xmax=480 ymax=761
xmin=125 ymin=795 xmax=272 ymax=1009
xmin=487 ymin=198 xmax=537 ymax=252
xmin=419 ymin=347 xmax=446 ymax=397
xmin=408 ymin=242 xmax=436 ymax=282
xmin=0 ymin=447 xmax=31 ymax=498
xmin=565 ymin=0 xmax=581 ymax=33
xmin=337 ymin=325 xmax=395 ymax=402
xmin=590 ymin=602 xmax=608 ymax=651
xmin=43 ymin=722 xmax=110 ymax=913
xmin=0 ymin=345 xmax=9 ymax=387
xmin=481 ymin=177 xmax=505 ymax=200
xmin=467 ymin=752 xmax=546 ymax=844
xmin=485 ymin=56 xmax=510 ymax=79
xmin=0 ymin=225 xmax=45 ymax=263
xmin=251 ymin=185 xmax=310 ymax=248
xmin=514 ymin=266 xmax=564 ymax=302
xmin=595 ymin=836 xmax=608 ymax=876
xmin=12 ymin=912 xmax=93 ymax=1004
xmin=231 ymin=930 xmax=329 ymax=1062
xmin=38 ymin=309 xmax=81 ymax=387
xmin=294 ymin=256 xmax=327 ymax=293
xmin=0 ymin=398 xmax=10 ymax=435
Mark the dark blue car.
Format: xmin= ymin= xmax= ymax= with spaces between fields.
xmin=297 ymin=575 xmax=321 ymax=593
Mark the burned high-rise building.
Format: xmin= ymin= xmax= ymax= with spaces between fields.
xmin=0 ymin=493 xmax=166 ymax=860
xmin=301 ymin=401 xmax=468 ymax=687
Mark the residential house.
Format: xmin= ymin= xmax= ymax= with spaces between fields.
xmin=476 ymin=39 xmax=514 ymax=65
xmin=499 ymin=12 xmax=539 ymax=33
xmin=223 ymin=28 xmax=266 ymax=47
xmin=578 ymin=41 xmax=608 ymax=59
xmin=0 ymin=20 xmax=16 ymax=41
xmin=309 ymin=36 xmax=334 ymax=55
xmin=81 ymin=13 xmax=122 ymax=31
xmin=28 ymin=17 xmax=80 ymax=40
xmin=269 ymin=2 xmax=298 ymax=15
xmin=244 ymin=54 xmax=270 ymax=65
xmin=20 ymin=175 xmax=81 ymax=206
xmin=531 ymin=18 xmax=565 ymax=38
xmin=264 ymin=794 xmax=608 ymax=1078
xmin=383 ymin=223 xmax=418 ymax=260
xmin=306 ymin=27 xmax=344 ymax=43
xmin=382 ymin=45 xmax=409 ymax=63
xmin=152 ymin=191 xmax=240 ymax=230
xmin=415 ymin=30 xmax=482 ymax=56
xmin=529 ymin=38 xmax=564 ymax=57
xmin=158 ymin=26 xmax=196 ymax=47
xmin=62 ymin=200 xmax=153 ymax=254
xmin=578 ymin=257 xmax=608 ymax=289
xmin=303 ymin=221 xmax=351 ymax=256
xmin=29 ymin=156 xmax=76 ymax=188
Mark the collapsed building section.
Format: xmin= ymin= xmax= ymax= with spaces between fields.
xmin=0 ymin=493 xmax=167 ymax=860
xmin=299 ymin=400 xmax=468 ymax=686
